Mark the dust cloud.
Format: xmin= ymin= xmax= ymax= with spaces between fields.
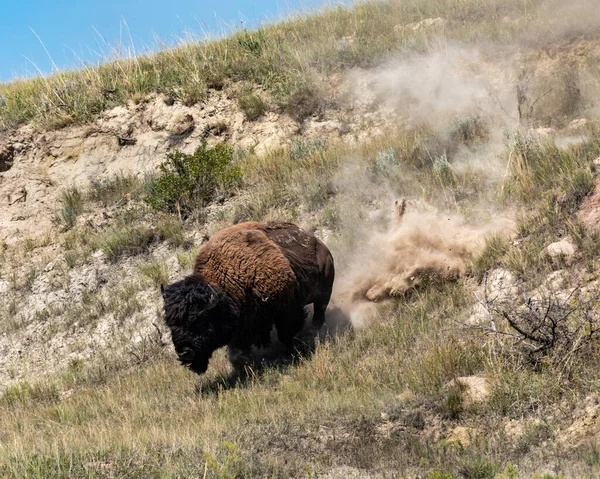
xmin=327 ymin=201 xmax=514 ymax=330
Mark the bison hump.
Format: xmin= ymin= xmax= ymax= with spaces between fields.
xmin=194 ymin=228 xmax=297 ymax=303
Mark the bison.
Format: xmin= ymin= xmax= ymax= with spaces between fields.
xmin=161 ymin=221 xmax=335 ymax=374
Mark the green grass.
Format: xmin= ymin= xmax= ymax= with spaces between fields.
xmin=96 ymin=224 xmax=157 ymax=262
xmin=54 ymin=186 xmax=85 ymax=230
xmin=0 ymin=0 xmax=536 ymax=130
xmin=477 ymin=130 xmax=600 ymax=282
xmin=139 ymin=260 xmax=169 ymax=288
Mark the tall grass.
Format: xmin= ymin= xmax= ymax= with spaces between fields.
xmin=0 ymin=0 xmax=536 ymax=130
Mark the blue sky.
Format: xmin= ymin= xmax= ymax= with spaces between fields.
xmin=0 ymin=0 xmax=338 ymax=82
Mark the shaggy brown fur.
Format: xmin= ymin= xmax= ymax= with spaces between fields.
xmin=162 ymin=221 xmax=335 ymax=374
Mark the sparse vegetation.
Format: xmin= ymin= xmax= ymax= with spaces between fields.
xmin=139 ymin=259 xmax=169 ymax=288
xmin=88 ymin=173 xmax=141 ymax=206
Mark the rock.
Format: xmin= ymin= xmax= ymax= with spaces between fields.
xmin=468 ymin=268 xmax=519 ymax=324
xmin=446 ymin=426 xmax=472 ymax=446
xmin=545 ymin=238 xmax=576 ymax=258
xmin=167 ymin=113 xmax=195 ymax=136
xmin=448 ymin=376 xmax=490 ymax=405
xmin=578 ymin=179 xmax=600 ymax=232
xmin=529 ymin=127 xmax=555 ymax=138
xmin=396 ymin=390 xmax=415 ymax=402
xmin=566 ymin=118 xmax=588 ymax=132
xmin=98 ymin=105 xmax=135 ymax=138
xmin=394 ymin=18 xmax=447 ymax=35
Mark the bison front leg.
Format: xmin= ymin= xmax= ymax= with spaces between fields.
xmin=227 ymin=343 xmax=253 ymax=370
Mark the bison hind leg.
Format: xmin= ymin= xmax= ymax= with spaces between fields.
xmin=312 ymin=300 xmax=330 ymax=330
xmin=276 ymin=306 xmax=307 ymax=351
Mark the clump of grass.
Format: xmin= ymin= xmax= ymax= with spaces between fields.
xmin=289 ymin=137 xmax=328 ymax=161
xmin=236 ymin=86 xmax=267 ymax=121
xmin=139 ymin=260 xmax=169 ymax=288
xmin=441 ymin=383 xmax=464 ymax=420
xmin=156 ymin=216 xmax=186 ymax=247
xmin=88 ymin=173 xmax=141 ymax=206
xmin=471 ymin=233 xmax=510 ymax=279
xmin=459 ymin=458 xmax=498 ymax=479
xmin=1 ymin=380 xmax=60 ymax=408
xmin=176 ymin=250 xmax=197 ymax=270
xmin=450 ymin=115 xmax=489 ymax=147
xmin=96 ymin=224 xmax=156 ymax=262
xmin=146 ymin=142 xmax=242 ymax=216
xmin=54 ymin=186 xmax=85 ymax=230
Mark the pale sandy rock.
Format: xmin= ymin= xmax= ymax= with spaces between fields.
xmin=394 ymin=17 xmax=447 ymax=35
xmin=448 ymin=375 xmax=490 ymax=405
xmin=557 ymin=394 xmax=600 ymax=447
xmin=97 ymin=105 xmax=135 ymax=137
xmin=469 ymin=268 xmax=519 ymax=324
xmin=566 ymin=118 xmax=588 ymax=132
xmin=578 ymin=178 xmax=600 ymax=232
xmin=445 ymin=426 xmax=472 ymax=446
xmin=396 ymin=390 xmax=416 ymax=402
xmin=545 ymin=238 xmax=576 ymax=258
xmin=544 ymin=269 xmax=570 ymax=291
xmin=529 ymin=127 xmax=555 ymax=138
xmin=166 ymin=113 xmax=195 ymax=136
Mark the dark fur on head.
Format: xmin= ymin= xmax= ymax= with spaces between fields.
xmin=162 ymin=276 xmax=237 ymax=374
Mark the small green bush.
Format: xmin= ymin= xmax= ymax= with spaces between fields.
xmin=146 ymin=142 xmax=242 ymax=216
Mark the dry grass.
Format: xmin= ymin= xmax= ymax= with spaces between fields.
xmin=0 ymin=283 xmax=480 ymax=477
xmin=4 ymin=126 xmax=599 ymax=476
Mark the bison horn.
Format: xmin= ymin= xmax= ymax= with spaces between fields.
xmin=204 ymin=285 xmax=219 ymax=311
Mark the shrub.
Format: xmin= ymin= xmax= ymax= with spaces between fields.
xmin=145 ymin=142 xmax=242 ymax=216
xmin=450 ymin=115 xmax=489 ymax=146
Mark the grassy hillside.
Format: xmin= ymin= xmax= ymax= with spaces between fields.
xmin=2 ymin=0 xmax=600 ymax=477
xmin=1 ymin=0 xmax=536 ymax=130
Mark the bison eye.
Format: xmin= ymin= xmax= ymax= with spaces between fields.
xmin=178 ymin=347 xmax=195 ymax=361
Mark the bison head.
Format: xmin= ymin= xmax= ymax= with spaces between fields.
xmin=161 ymin=275 xmax=236 ymax=374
